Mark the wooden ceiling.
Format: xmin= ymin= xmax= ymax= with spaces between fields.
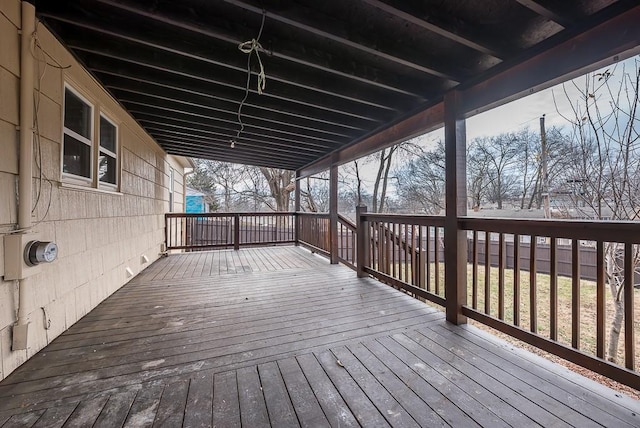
xmin=32 ymin=0 xmax=638 ymax=171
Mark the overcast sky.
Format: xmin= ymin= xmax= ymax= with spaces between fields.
xmin=350 ymin=54 xmax=639 ymax=189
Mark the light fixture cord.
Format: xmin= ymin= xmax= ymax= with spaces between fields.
xmin=234 ymin=10 xmax=267 ymax=147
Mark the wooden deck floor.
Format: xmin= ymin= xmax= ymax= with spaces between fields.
xmin=0 ymin=246 xmax=638 ymax=427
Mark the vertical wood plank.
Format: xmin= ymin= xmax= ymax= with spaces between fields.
xmin=530 ymin=236 xmax=537 ymax=333
xmin=513 ymin=234 xmax=521 ymax=326
xmin=550 ymin=237 xmax=558 ymax=341
xmin=472 ymin=230 xmax=478 ymax=310
xmin=572 ymin=239 xmax=580 ymax=349
xmin=498 ymin=233 xmax=505 ymax=320
xmin=624 ymin=242 xmax=635 ymax=370
xmin=426 ymin=226 xmax=432 ymax=293
xmin=596 ymin=241 xmax=606 ymax=359
xmin=484 ymin=232 xmax=491 ymax=315
xmin=184 ymin=374 xmax=214 ymax=428
xmin=237 ymin=366 xmax=270 ymax=428
xmin=213 ymin=371 xmax=241 ymax=428
xmin=435 ymin=227 xmax=440 ymax=296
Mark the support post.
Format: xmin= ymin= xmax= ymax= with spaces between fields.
xmin=329 ymin=162 xmax=339 ymax=264
xmin=356 ymin=205 xmax=369 ymax=278
xmin=444 ymin=90 xmax=468 ymax=325
xmin=294 ymin=172 xmax=301 ymax=245
xmin=233 ymin=213 xmax=240 ymax=251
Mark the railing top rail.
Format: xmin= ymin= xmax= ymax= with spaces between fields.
xmin=297 ymin=211 xmax=330 ymax=218
xmin=362 ymin=213 xmax=446 ymax=226
xmin=460 ymin=217 xmax=640 ymax=242
xmin=338 ymin=214 xmax=357 ymax=231
xmin=166 ymin=212 xmax=295 ymax=218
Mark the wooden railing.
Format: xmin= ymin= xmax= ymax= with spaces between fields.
xmin=165 ymin=212 xmax=295 ymax=250
xmin=460 ymin=217 xmax=640 ymax=389
xmin=337 ymin=214 xmax=357 ymax=269
xmin=357 ymin=210 xmax=446 ymax=307
xmin=166 ymin=209 xmax=640 ymax=389
xmin=297 ymin=212 xmax=331 ymax=255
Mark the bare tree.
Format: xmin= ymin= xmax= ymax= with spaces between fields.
xmin=555 ymin=57 xmax=640 ymax=363
xmin=300 ymin=174 xmax=329 ymax=212
xmin=259 ymin=168 xmax=295 ymax=211
xmin=396 ymin=141 xmax=445 ymax=214
xmin=471 ymin=133 xmax=523 ymax=209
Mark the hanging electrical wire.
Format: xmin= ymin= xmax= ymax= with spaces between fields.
xmin=232 ymin=10 xmax=267 ymax=148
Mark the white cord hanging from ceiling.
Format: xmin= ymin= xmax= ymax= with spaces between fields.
xmin=232 ymin=10 xmax=267 ymax=149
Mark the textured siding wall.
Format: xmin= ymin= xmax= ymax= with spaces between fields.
xmin=0 ymin=0 xmax=187 ymax=380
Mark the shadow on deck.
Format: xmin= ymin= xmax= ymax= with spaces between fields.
xmin=0 ymin=246 xmax=638 ymax=427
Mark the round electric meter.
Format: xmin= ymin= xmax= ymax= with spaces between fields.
xmin=25 ymin=241 xmax=58 ymax=266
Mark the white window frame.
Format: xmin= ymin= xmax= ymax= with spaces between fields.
xmin=98 ymin=113 xmax=119 ymax=189
xmin=61 ymin=82 xmax=121 ymax=192
xmin=62 ymin=83 xmax=94 ymax=184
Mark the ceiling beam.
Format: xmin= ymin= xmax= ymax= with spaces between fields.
xmin=162 ymin=145 xmax=300 ymax=170
xmin=514 ymin=0 xmax=573 ymax=28
xmin=462 ymin=4 xmax=640 ymax=115
xmin=156 ymin=138 xmax=306 ymax=168
xmin=94 ymin=70 xmax=366 ymax=133
xmin=94 ymin=0 xmax=429 ymax=99
xmin=298 ymin=101 xmax=445 ymax=177
xmin=221 ymin=0 xmax=461 ymax=82
xmin=41 ymin=12 xmax=409 ymax=113
xmin=129 ymin=110 xmax=330 ymax=149
xmin=69 ymin=44 xmax=386 ymax=124
xmin=108 ymin=86 xmax=355 ymax=141
xmin=42 ymin=13 xmax=396 ymax=121
xmin=141 ymin=122 xmax=326 ymax=157
xmin=360 ymin=0 xmax=504 ymax=58
xmin=150 ymin=131 xmax=314 ymax=164
xmin=138 ymin=119 xmax=327 ymax=155
xmin=121 ymin=100 xmax=342 ymax=149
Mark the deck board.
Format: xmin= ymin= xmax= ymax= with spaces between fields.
xmin=0 ymin=246 xmax=638 ymax=427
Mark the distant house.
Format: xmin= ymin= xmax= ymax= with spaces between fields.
xmin=186 ymin=187 xmax=209 ymax=213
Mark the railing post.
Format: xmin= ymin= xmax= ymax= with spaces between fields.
xmin=234 ymin=213 xmax=240 ymax=251
xmin=444 ymin=89 xmax=468 ymax=325
xmin=294 ymin=172 xmax=301 ymax=246
xmin=356 ymin=205 xmax=369 ymax=278
xmin=329 ymin=162 xmax=339 ymax=264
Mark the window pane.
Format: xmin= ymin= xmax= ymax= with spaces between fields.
xmin=64 ymin=88 xmax=91 ymax=139
xmin=63 ymin=134 xmax=91 ymax=178
xmin=100 ymin=116 xmax=116 ymax=153
xmin=98 ymin=152 xmax=117 ymax=184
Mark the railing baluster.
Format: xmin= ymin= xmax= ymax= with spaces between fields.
xmin=596 ymin=241 xmax=606 ymax=359
xmin=572 ymin=239 xmax=580 ymax=349
xmin=530 ymin=236 xmax=537 ymax=333
xmin=485 ymin=232 xmax=491 ymax=315
xmin=498 ymin=233 xmax=505 ymax=320
xmin=625 ymin=242 xmax=635 ymax=370
xmin=472 ymin=230 xmax=478 ymax=310
xmin=550 ymin=237 xmax=558 ymax=341
xmin=435 ymin=227 xmax=440 ymax=296
xmin=418 ymin=225 xmax=424 ymax=289
xmin=426 ymin=226 xmax=431 ymax=293
xmin=514 ymin=234 xmax=520 ymax=326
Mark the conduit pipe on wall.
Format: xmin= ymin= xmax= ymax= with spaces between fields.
xmin=14 ymin=0 xmax=36 ymax=349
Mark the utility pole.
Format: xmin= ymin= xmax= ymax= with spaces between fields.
xmin=540 ymin=115 xmax=550 ymax=218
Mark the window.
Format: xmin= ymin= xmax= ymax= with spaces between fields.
xmin=63 ymin=86 xmax=93 ymax=180
xmin=62 ymin=84 xmax=119 ymax=189
xmin=99 ymin=115 xmax=118 ymax=186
